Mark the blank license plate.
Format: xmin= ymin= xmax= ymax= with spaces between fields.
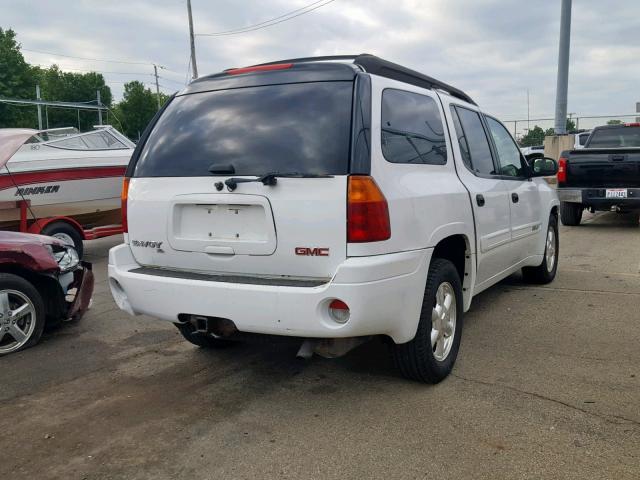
xmin=605 ymin=189 xmax=628 ymax=199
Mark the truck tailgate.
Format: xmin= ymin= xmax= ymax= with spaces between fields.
xmin=565 ymin=149 xmax=640 ymax=188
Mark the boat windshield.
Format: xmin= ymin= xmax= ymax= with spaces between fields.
xmin=46 ymin=128 xmax=132 ymax=151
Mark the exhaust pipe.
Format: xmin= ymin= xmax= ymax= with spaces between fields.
xmin=296 ymin=339 xmax=315 ymax=360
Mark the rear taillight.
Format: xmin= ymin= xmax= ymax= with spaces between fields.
xmin=557 ymin=158 xmax=567 ymax=184
xmin=121 ymin=177 xmax=130 ymax=233
xmin=347 ymin=175 xmax=391 ymax=243
xmin=624 ymin=122 xmax=640 ymax=127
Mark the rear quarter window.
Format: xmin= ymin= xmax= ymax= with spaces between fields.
xmin=381 ymin=89 xmax=447 ymax=165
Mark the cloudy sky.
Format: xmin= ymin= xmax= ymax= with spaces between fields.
xmin=3 ymin=0 xmax=639 ymax=131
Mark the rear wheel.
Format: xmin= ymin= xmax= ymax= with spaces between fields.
xmin=0 ymin=274 xmax=46 ymax=356
xmin=41 ymin=221 xmax=84 ymax=258
xmin=175 ymin=322 xmax=235 ymax=349
xmin=560 ymin=201 xmax=583 ymax=226
xmin=523 ymin=214 xmax=559 ymax=284
xmin=391 ymin=258 xmax=464 ymax=383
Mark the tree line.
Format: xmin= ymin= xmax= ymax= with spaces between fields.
xmin=0 ymin=28 xmax=170 ymax=140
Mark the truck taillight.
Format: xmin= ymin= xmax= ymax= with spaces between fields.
xmin=121 ymin=177 xmax=130 ymax=233
xmin=557 ymin=158 xmax=567 ymax=184
xmin=347 ymin=176 xmax=391 ymax=243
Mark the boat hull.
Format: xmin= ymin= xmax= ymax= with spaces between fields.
xmin=0 ymin=166 xmax=126 ymax=230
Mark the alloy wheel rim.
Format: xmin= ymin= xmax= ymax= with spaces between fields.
xmin=545 ymin=227 xmax=556 ymax=271
xmin=0 ymin=289 xmax=36 ymax=354
xmin=52 ymin=232 xmax=75 ymax=247
xmin=431 ymin=282 xmax=456 ymax=361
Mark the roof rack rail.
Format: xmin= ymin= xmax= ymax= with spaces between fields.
xmin=249 ymin=54 xmax=476 ymax=105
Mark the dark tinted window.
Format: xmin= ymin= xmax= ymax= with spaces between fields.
xmin=381 ymin=89 xmax=447 ymax=165
xmin=578 ymin=133 xmax=589 ymax=146
xmin=587 ymin=126 xmax=640 ymax=148
xmin=485 ymin=116 xmax=525 ymax=177
xmin=453 ymin=107 xmax=496 ymax=175
xmin=134 ymin=82 xmax=353 ymax=177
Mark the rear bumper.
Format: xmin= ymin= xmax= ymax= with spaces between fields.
xmin=558 ymin=187 xmax=640 ymax=209
xmin=108 ymin=244 xmax=432 ymax=344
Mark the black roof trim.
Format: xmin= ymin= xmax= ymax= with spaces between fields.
xmin=250 ymin=54 xmax=476 ymax=105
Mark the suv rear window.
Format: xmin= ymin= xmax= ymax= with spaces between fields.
xmin=134 ymin=82 xmax=353 ymax=177
xmin=587 ymin=126 xmax=640 ymax=148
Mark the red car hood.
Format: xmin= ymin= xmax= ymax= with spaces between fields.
xmin=0 ymin=230 xmax=63 ymax=247
xmin=0 ymin=129 xmax=40 ymax=169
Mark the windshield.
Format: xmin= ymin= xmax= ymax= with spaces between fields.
xmin=587 ymin=126 xmax=640 ymax=148
xmin=134 ymin=81 xmax=353 ymax=177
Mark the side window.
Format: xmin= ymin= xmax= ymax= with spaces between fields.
xmin=485 ymin=117 xmax=525 ymax=178
xmin=452 ymin=106 xmax=496 ymax=175
xmin=381 ymin=89 xmax=447 ymax=165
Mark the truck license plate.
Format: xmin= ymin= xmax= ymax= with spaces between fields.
xmin=605 ymin=189 xmax=628 ymax=199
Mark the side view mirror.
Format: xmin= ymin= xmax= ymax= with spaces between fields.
xmin=530 ymin=157 xmax=558 ymax=177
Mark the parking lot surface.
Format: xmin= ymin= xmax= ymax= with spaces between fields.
xmin=1 ymin=212 xmax=638 ymax=479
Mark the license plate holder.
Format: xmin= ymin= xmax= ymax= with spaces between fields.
xmin=605 ymin=188 xmax=628 ymax=199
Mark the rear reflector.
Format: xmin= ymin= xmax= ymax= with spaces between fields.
xmin=328 ymin=299 xmax=350 ymax=324
xmin=347 ymin=175 xmax=391 ymax=243
xmin=557 ymin=157 xmax=567 ymax=184
xmin=121 ymin=177 xmax=130 ymax=233
xmin=226 ymin=63 xmax=293 ymax=75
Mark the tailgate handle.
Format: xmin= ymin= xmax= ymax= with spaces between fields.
xmin=611 ymin=154 xmax=626 ymax=161
xmin=204 ymin=246 xmax=235 ymax=255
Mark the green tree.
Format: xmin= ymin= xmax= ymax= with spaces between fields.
xmin=519 ymin=125 xmax=546 ymax=147
xmin=541 ymin=118 xmax=577 ymax=136
xmin=116 ymin=81 xmax=162 ymax=140
xmin=607 ymin=119 xmax=623 ymax=125
xmin=0 ymin=28 xmax=38 ymax=128
xmin=35 ymin=65 xmax=112 ymax=130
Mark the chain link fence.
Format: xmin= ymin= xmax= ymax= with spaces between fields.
xmin=502 ymin=114 xmax=640 ymax=142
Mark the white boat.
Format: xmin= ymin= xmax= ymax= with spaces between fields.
xmin=0 ymin=126 xmax=134 ymax=232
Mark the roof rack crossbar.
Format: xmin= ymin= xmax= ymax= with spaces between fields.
xmin=231 ymin=54 xmax=476 ymax=105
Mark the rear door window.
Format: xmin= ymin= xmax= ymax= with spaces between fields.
xmin=451 ymin=106 xmax=496 ymax=175
xmin=134 ymin=82 xmax=353 ymax=177
xmin=381 ymin=89 xmax=447 ymax=165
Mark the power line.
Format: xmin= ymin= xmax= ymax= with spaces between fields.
xmin=197 ymin=0 xmax=337 ymax=37
xmin=22 ymin=47 xmax=156 ymax=66
xmin=33 ymin=63 xmax=154 ymax=76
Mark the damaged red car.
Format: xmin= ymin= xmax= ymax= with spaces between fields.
xmin=0 ymin=231 xmax=93 ymax=355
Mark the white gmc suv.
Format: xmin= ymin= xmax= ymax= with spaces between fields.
xmin=108 ymin=55 xmax=559 ymax=383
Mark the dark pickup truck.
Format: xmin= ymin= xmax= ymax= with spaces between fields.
xmin=557 ymin=123 xmax=640 ymax=225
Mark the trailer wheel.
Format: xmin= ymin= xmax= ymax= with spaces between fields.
xmin=41 ymin=222 xmax=84 ymax=258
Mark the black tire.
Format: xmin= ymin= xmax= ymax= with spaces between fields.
xmin=41 ymin=221 xmax=84 ymax=259
xmin=175 ymin=322 xmax=235 ymax=348
xmin=560 ymin=201 xmax=582 ymax=226
xmin=391 ymin=258 xmax=464 ymax=384
xmin=522 ymin=214 xmax=559 ymax=284
xmin=0 ymin=273 xmax=46 ymax=356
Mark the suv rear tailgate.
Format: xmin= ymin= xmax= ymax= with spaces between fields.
xmin=127 ymin=176 xmax=347 ymax=280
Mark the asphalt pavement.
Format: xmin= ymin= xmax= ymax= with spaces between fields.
xmin=1 ymin=211 xmax=638 ymax=479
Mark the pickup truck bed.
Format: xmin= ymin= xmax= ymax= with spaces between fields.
xmin=557 ymin=124 xmax=640 ymax=225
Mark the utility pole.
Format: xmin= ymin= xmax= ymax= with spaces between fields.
xmin=554 ymin=0 xmax=572 ymax=134
xmin=35 ymin=85 xmax=43 ymax=130
xmin=153 ymin=64 xmax=161 ymax=109
xmin=96 ymin=90 xmax=103 ymax=125
xmin=187 ymin=0 xmax=198 ymax=80
xmin=526 ymin=88 xmax=530 ymax=132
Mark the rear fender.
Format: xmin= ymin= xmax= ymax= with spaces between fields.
xmin=28 ymin=216 xmax=86 ymax=239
